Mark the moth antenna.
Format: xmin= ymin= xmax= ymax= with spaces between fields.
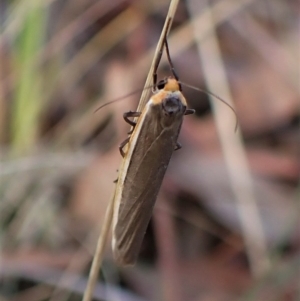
xmin=179 ymin=81 xmax=238 ymax=132
xmin=152 ymin=17 xmax=172 ymax=90
xmin=94 ymin=85 xmax=154 ymax=113
xmin=164 ymin=35 xmax=179 ymax=81
xmin=163 ymin=30 xmax=183 ymax=92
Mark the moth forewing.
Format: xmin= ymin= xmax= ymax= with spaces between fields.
xmin=112 ymin=78 xmax=188 ymax=265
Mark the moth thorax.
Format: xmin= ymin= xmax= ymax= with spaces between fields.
xmin=164 ymin=78 xmax=180 ymax=92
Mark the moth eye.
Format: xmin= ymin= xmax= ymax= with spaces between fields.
xmin=157 ymin=79 xmax=166 ymax=90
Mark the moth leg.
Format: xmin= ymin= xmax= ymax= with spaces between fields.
xmin=185 ymin=109 xmax=195 ymax=115
xmin=119 ymin=137 xmax=130 ymax=158
xmin=123 ymin=111 xmax=141 ymax=134
xmin=174 ymin=142 xmax=182 ymax=151
xmin=127 ymin=128 xmax=134 ymax=135
xmin=123 ymin=111 xmax=141 ymax=126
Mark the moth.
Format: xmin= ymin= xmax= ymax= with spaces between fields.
xmin=112 ymin=22 xmax=195 ymax=265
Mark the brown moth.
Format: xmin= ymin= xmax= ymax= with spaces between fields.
xmin=112 ymin=22 xmax=195 ymax=265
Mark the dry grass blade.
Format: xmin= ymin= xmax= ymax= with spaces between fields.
xmin=82 ymin=1 xmax=180 ymax=300
xmin=82 ymin=192 xmax=115 ymax=301
xmin=187 ymin=0 xmax=270 ymax=277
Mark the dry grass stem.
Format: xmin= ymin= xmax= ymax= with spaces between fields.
xmin=187 ymin=0 xmax=270 ymax=277
xmin=82 ymin=191 xmax=115 ymax=301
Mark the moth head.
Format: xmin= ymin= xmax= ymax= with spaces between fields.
xmin=162 ymin=95 xmax=185 ymax=117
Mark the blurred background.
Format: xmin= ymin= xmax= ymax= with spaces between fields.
xmin=0 ymin=0 xmax=299 ymax=300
